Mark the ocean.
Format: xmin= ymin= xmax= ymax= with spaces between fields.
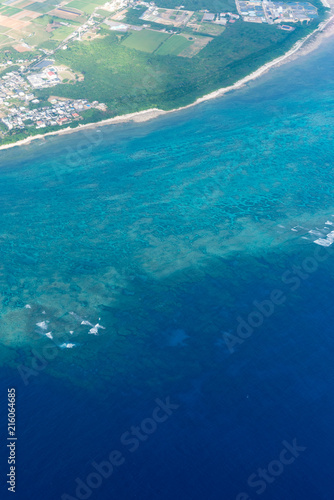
xmin=1 ymin=37 xmax=334 ymax=500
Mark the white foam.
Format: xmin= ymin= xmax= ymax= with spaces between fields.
xmin=325 ymin=221 xmax=333 ymax=225
xmin=60 ymin=343 xmax=76 ymax=349
xmin=88 ymin=323 xmax=106 ymax=335
xmin=45 ymin=332 xmax=53 ymax=339
xmin=314 ymin=230 xmax=334 ymax=247
xmin=95 ymin=323 xmax=105 ymax=330
xmin=309 ymin=230 xmax=324 ymax=237
xmin=24 ymin=304 xmax=31 ymax=309
xmin=81 ymin=320 xmax=93 ymax=326
xmin=36 ymin=321 xmax=49 ymax=330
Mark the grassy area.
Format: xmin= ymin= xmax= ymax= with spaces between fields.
xmin=0 ymin=26 xmax=9 ymax=33
xmin=155 ymin=34 xmax=192 ymax=55
xmin=39 ymin=39 xmax=59 ymax=50
xmin=67 ymin=0 xmax=96 ymax=14
xmin=0 ymin=33 xmax=8 ymax=43
xmin=122 ymin=30 xmax=169 ymax=53
xmin=96 ymin=8 xmax=110 ymax=17
xmin=26 ymin=1 xmax=57 ymax=13
xmin=0 ymin=6 xmax=21 ymax=15
xmin=52 ymin=25 xmax=77 ymax=40
xmin=196 ymin=22 xmax=226 ymax=36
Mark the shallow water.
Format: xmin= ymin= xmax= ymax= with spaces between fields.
xmin=1 ymin=38 xmax=334 ymax=500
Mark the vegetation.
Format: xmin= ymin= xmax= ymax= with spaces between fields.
xmin=35 ymin=21 xmax=315 ymax=117
xmin=122 ymin=30 xmax=170 ymax=53
xmin=0 ymin=6 xmax=21 ymax=16
xmin=0 ymin=47 xmax=35 ymax=63
xmin=0 ymin=65 xmax=20 ymax=77
xmin=155 ymin=34 xmax=192 ymax=55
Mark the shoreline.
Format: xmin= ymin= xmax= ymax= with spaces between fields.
xmin=1 ymin=11 xmax=334 ymax=152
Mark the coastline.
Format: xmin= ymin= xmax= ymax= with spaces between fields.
xmin=1 ymin=10 xmax=334 ymax=152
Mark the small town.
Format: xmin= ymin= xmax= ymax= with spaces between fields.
xmin=0 ymin=68 xmax=106 ymax=134
xmin=2 ymin=93 xmax=106 ymax=130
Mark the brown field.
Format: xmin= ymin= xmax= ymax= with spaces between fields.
xmin=0 ymin=15 xmax=29 ymax=29
xmin=50 ymin=8 xmax=81 ymax=19
xmin=178 ymin=33 xmax=212 ymax=57
xmin=12 ymin=10 xmax=41 ymax=19
xmin=111 ymin=8 xmax=127 ymax=20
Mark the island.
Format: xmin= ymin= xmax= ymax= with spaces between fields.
xmin=0 ymin=0 xmax=331 ymax=147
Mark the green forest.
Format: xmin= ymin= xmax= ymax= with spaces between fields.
xmin=36 ymin=22 xmax=314 ymax=119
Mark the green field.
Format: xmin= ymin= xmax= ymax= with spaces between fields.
xmin=26 ymin=0 xmax=58 ymax=13
xmin=0 ymin=33 xmax=8 ymax=43
xmin=67 ymin=0 xmax=97 ymax=14
xmin=0 ymin=25 xmax=9 ymax=33
xmin=0 ymin=6 xmax=21 ymax=16
xmin=52 ymin=25 xmax=77 ymax=40
xmin=122 ymin=30 xmax=169 ymax=53
xmin=24 ymin=24 xmax=52 ymax=45
xmin=39 ymin=39 xmax=59 ymax=49
xmin=155 ymin=34 xmax=192 ymax=56
xmin=196 ymin=23 xmax=226 ymax=36
xmin=96 ymin=8 xmax=110 ymax=16
xmin=26 ymin=3 xmax=53 ymax=13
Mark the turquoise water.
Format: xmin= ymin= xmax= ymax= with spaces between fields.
xmin=1 ymin=39 xmax=334 ymax=500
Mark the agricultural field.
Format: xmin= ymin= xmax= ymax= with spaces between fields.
xmin=122 ymin=29 xmax=169 ymax=53
xmin=0 ymin=0 xmax=89 ymax=52
xmin=196 ymin=22 xmax=226 ymax=36
xmin=140 ymin=7 xmax=193 ymax=27
xmin=178 ymin=33 xmax=212 ymax=57
xmin=51 ymin=24 xmax=77 ymax=40
xmin=96 ymin=8 xmax=110 ymax=17
xmin=155 ymin=34 xmax=192 ymax=56
xmin=24 ymin=22 xmax=52 ymax=45
xmin=67 ymin=1 xmax=97 ymax=15
xmin=25 ymin=1 xmax=58 ymax=14
xmin=0 ymin=6 xmax=21 ymax=16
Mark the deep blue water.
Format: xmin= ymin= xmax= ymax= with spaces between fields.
xmin=1 ymin=38 xmax=334 ymax=500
